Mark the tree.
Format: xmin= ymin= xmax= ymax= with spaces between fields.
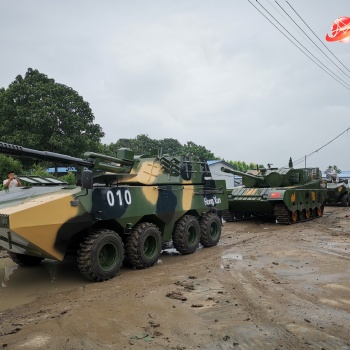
xmin=182 ymin=141 xmax=217 ymax=159
xmin=159 ymin=138 xmax=183 ymax=156
xmin=0 ymin=68 xmax=104 ymax=161
xmin=102 ymin=135 xmax=218 ymax=160
xmin=228 ymin=160 xmax=261 ymax=172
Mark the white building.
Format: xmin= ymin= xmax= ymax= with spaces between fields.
xmin=207 ymin=160 xmax=241 ymax=189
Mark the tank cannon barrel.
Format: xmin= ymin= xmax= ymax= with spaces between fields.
xmin=0 ymin=142 xmax=93 ymax=167
xmin=0 ymin=142 xmax=135 ymax=172
xmin=221 ymin=166 xmax=262 ymax=181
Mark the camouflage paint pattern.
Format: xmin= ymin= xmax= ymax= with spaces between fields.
xmin=0 ymin=151 xmax=227 ymax=260
xmin=222 ymin=165 xmax=327 ymax=223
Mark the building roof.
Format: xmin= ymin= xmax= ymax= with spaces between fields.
xmin=207 ymin=160 xmax=235 ymax=169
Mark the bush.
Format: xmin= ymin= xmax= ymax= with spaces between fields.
xmin=60 ymin=172 xmax=77 ymax=185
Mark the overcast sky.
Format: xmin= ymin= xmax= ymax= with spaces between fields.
xmin=1 ymin=0 xmax=349 ymax=171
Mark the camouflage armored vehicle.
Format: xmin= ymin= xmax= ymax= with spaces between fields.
xmin=221 ymin=158 xmax=327 ymax=224
xmin=324 ymin=167 xmax=349 ymax=206
xmin=0 ymin=142 xmax=227 ymax=281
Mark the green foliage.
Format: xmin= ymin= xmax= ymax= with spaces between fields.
xmin=60 ymin=171 xmax=76 ymax=185
xmin=182 ymin=141 xmax=217 ymax=160
xmin=102 ymin=134 xmax=217 ymax=159
xmin=0 ymin=68 xmax=104 ymax=161
xmin=228 ymin=160 xmax=260 ymax=172
xmin=25 ymin=164 xmax=52 ymax=177
xmin=0 ymin=155 xmax=23 ymax=190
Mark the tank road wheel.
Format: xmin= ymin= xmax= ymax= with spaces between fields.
xmin=305 ymin=209 xmax=311 ymax=219
xmin=316 ymin=206 xmax=324 ymax=217
xmin=289 ymin=210 xmax=299 ymax=223
xmin=173 ymin=215 xmax=200 ymax=254
xmin=340 ymin=194 xmax=349 ymax=207
xmin=77 ymin=229 xmax=124 ymax=282
xmin=125 ymin=222 xmax=162 ymax=269
xmin=8 ymin=252 xmax=44 ymax=266
xmin=199 ymin=212 xmax=222 ymax=247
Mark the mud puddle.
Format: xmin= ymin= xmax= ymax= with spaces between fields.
xmin=0 ymin=258 xmax=86 ymax=312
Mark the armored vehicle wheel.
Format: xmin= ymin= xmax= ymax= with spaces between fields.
xmin=173 ymin=215 xmax=200 ymax=254
xmin=125 ymin=222 xmax=162 ymax=269
xmin=199 ymin=212 xmax=222 ymax=247
xmin=305 ymin=209 xmax=311 ymax=219
xmin=289 ymin=210 xmax=299 ymax=223
xmin=316 ymin=206 xmax=324 ymax=217
xmin=77 ymin=229 xmax=124 ymax=282
xmin=340 ymin=193 xmax=349 ymax=207
xmin=8 ymin=252 xmax=44 ymax=266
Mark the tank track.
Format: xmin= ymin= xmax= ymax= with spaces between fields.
xmin=274 ymin=203 xmax=323 ymax=224
xmin=224 ymin=205 xmax=324 ymax=224
xmin=222 ymin=210 xmax=234 ymax=222
xmin=274 ymin=204 xmax=290 ymax=224
xmin=222 ymin=210 xmax=270 ymax=222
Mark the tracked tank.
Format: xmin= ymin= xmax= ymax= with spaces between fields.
xmin=221 ymin=159 xmax=327 ymax=224
xmin=0 ymin=142 xmax=227 ymax=281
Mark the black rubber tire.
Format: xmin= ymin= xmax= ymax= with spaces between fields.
xmin=340 ymin=193 xmax=349 ymax=207
xmin=8 ymin=252 xmax=44 ymax=266
xmin=173 ymin=215 xmax=200 ymax=254
xmin=77 ymin=229 xmax=124 ymax=282
xmin=199 ymin=212 xmax=222 ymax=247
xmin=125 ymin=222 xmax=162 ymax=269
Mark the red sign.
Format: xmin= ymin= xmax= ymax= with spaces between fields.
xmin=326 ymin=17 xmax=350 ymax=43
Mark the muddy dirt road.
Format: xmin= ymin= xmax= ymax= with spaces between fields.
xmin=1 ymin=206 xmax=350 ymax=350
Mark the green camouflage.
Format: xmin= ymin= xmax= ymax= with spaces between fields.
xmin=0 ymin=142 xmax=227 ymax=281
xmin=221 ymin=161 xmax=327 ymax=224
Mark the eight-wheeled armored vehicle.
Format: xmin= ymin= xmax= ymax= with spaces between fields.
xmin=0 ymin=142 xmax=227 ymax=281
xmin=221 ymin=159 xmax=327 ymax=224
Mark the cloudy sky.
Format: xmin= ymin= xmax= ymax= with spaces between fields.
xmin=1 ymin=0 xmax=349 ymax=171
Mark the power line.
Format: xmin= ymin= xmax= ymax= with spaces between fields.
xmin=285 ymin=1 xmax=350 ymax=76
xmin=248 ymin=0 xmax=350 ymax=91
xmin=275 ymin=1 xmax=350 ymax=81
xmin=292 ymin=127 xmax=350 ymax=167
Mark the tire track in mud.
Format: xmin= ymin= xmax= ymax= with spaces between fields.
xmin=237 ymin=267 xmax=350 ymax=349
xmin=215 ymin=212 xmax=350 ymax=350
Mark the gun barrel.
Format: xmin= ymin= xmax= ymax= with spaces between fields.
xmin=0 ymin=142 xmax=93 ymax=167
xmin=221 ymin=166 xmax=262 ymax=181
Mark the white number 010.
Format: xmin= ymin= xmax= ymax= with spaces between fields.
xmin=107 ymin=189 xmax=132 ymax=206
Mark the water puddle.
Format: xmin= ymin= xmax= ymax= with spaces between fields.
xmin=0 ymin=258 xmax=86 ymax=312
xmin=222 ymin=252 xmax=243 ymax=260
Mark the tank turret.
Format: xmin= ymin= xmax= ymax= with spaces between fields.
xmin=221 ymin=165 xmax=322 ymax=188
xmin=0 ymin=142 xmax=210 ymax=185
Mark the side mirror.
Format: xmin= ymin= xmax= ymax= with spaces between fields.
xmin=81 ymin=170 xmax=93 ymax=189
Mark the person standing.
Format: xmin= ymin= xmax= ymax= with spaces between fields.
xmin=3 ymin=171 xmax=22 ymax=189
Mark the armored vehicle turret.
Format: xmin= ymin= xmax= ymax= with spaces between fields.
xmin=324 ymin=167 xmax=349 ymax=206
xmin=221 ymin=159 xmax=327 ymax=224
xmin=0 ymin=142 xmax=227 ymax=281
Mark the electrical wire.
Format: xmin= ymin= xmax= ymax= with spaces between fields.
xmin=275 ymin=1 xmax=350 ymax=81
xmin=248 ymin=0 xmax=350 ymax=90
xmin=291 ymin=126 xmax=350 ymax=167
xmin=285 ymin=1 xmax=350 ymax=75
